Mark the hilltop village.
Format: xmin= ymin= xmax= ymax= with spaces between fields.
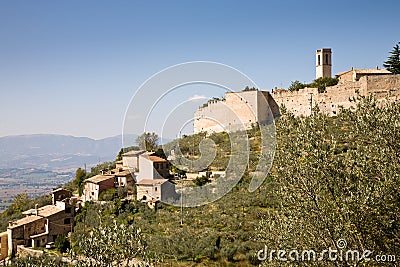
xmin=0 ymin=47 xmax=399 ymax=263
xmin=194 ymin=48 xmax=400 ymax=133
xmin=0 ymin=150 xmax=185 ymax=261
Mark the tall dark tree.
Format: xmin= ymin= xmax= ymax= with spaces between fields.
xmin=136 ymin=132 xmax=159 ymax=151
xmin=383 ymin=42 xmax=400 ymax=74
xmin=74 ymin=168 xmax=86 ymax=196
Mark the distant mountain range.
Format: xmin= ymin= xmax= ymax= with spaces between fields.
xmin=0 ymin=134 xmax=138 ymax=171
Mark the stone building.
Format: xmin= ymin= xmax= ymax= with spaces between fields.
xmin=130 ymin=153 xmax=178 ymax=203
xmin=193 ymin=48 xmax=400 ymax=132
xmin=137 ymin=154 xmax=170 ymax=182
xmin=82 ymin=169 xmax=134 ymax=202
xmin=112 ymin=169 xmax=134 ymax=187
xmin=52 ymin=188 xmax=72 ymax=205
xmin=0 ymin=232 xmax=8 ymax=260
xmin=316 ymin=48 xmax=332 ymax=79
xmin=5 ymin=194 xmax=75 ymax=256
xmin=336 ymin=67 xmax=392 ymax=83
xmin=194 ymin=90 xmax=279 ymax=134
xmin=122 ymin=150 xmax=146 ymax=172
xmin=83 ymin=175 xmax=115 ymax=202
xmin=272 ymin=70 xmax=399 ymax=117
xmin=136 ymin=179 xmax=177 ymax=202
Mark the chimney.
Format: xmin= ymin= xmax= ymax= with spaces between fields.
xmin=35 ymin=204 xmax=39 ymax=216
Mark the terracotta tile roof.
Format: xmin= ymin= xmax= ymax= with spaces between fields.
xmin=142 ymin=155 xmax=168 ymax=163
xmin=85 ymin=175 xmax=115 ymax=184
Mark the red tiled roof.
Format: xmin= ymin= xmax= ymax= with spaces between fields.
xmin=147 ymin=155 xmax=168 ymax=163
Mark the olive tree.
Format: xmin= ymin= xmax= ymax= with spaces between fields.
xmin=256 ymin=97 xmax=400 ymax=266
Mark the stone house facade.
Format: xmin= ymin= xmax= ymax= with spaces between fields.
xmin=6 ymin=199 xmax=74 ymax=256
xmin=136 ymin=179 xmax=177 ymax=202
xmin=83 ymin=175 xmax=115 ymax=202
xmin=122 ymin=150 xmax=146 ymax=172
xmin=137 ymin=155 xmax=170 ymax=182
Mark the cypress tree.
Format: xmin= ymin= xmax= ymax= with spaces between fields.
xmin=383 ymin=42 xmax=400 ymax=74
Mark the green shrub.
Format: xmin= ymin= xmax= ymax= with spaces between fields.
xmin=193 ymin=176 xmax=211 ymax=186
xmin=55 ymin=234 xmax=70 ymax=253
xmin=99 ymin=188 xmax=117 ymax=201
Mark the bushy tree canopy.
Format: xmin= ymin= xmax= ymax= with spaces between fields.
xmin=257 ymin=97 xmax=400 ymax=266
xmin=288 ymin=77 xmax=339 ymax=93
xmin=136 ymin=132 xmax=159 ymax=151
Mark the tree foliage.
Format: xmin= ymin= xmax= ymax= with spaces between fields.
xmin=98 ymin=188 xmax=117 ymax=201
xmin=257 ymin=97 xmax=400 ymax=266
xmin=310 ymin=77 xmax=339 ymax=92
xmin=8 ymin=97 xmax=400 ymax=266
xmin=288 ymin=80 xmax=306 ymax=91
xmin=55 ymin=233 xmax=70 ymax=253
xmin=89 ymin=161 xmax=116 ymax=177
xmin=243 ymin=86 xmax=258 ymax=91
xmin=193 ymin=175 xmax=211 ymax=186
xmin=10 ymin=193 xmax=29 ymax=214
xmin=72 ymin=203 xmax=153 ymax=267
xmin=73 ymin=168 xmax=87 ymax=196
xmin=1 ymin=194 xmax=51 ymax=231
xmin=136 ymin=132 xmax=159 ymax=151
xmin=383 ymin=42 xmax=400 ymax=74
xmin=5 ymin=255 xmax=69 ymax=267
xmin=288 ymin=77 xmax=339 ymax=93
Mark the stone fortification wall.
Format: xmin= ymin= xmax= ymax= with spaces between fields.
xmin=360 ymin=74 xmax=400 ymax=100
xmin=194 ymin=74 xmax=400 ymax=133
xmin=194 ymin=91 xmax=276 ymax=134
xmin=272 ymin=74 xmax=400 ymax=116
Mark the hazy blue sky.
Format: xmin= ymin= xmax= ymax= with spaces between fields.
xmin=0 ymin=0 xmax=399 ymax=139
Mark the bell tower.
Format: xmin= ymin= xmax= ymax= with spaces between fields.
xmin=316 ymin=48 xmax=332 ymax=79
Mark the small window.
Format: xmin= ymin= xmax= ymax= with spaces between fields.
xmin=318 ymin=55 xmax=321 ymax=65
xmin=64 ymin=218 xmax=71 ymax=225
xmin=325 ymin=54 xmax=329 ymax=64
xmin=155 ymin=187 xmax=158 ymax=192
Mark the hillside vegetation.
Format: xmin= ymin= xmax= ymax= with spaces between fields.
xmin=5 ymin=97 xmax=399 ymax=266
